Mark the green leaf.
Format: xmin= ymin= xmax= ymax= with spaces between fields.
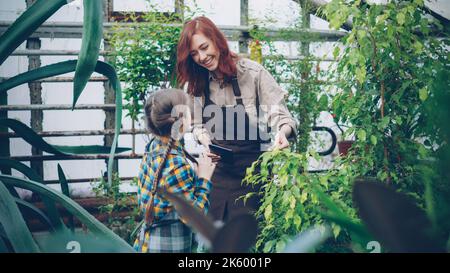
xmin=379 ymin=116 xmax=390 ymax=129
xmin=357 ymin=129 xmax=367 ymax=141
xmin=396 ymin=12 xmax=405 ymax=25
xmin=418 ymin=145 xmax=428 ymax=158
xmin=319 ymin=211 xmax=372 ymax=245
xmin=419 ymin=87 xmax=428 ymax=102
xmin=57 ymin=164 xmax=75 ymax=231
xmin=73 ymin=0 xmax=103 ymax=108
xmin=300 ymin=191 xmax=308 ymax=204
xmin=293 ymin=215 xmax=302 ymax=229
xmin=0 ymin=181 xmax=40 ymax=253
xmin=355 ymin=66 xmax=366 ymax=83
xmin=349 ymin=50 xmax=359 ymax=65
xmin=370 ymin=135 xmax=377 ymax=145
xmin=263 ymin=240 xmax=275 ymax=253
xmin=0 ymin=0 xmax=68 ymax=65
xmin=289 ymin=195 xmax=296 ymax=209
xmin=332 ymin=46 xmax=340 ymax=59
xmin=357 ymin=30 xmax=367 ymax=40
xmin=376 ymin=14 xmax=389 ymax=24
xmin=0 ymin=60 xmax=75 ymax=93
xmin=13 ymin=197 xmax=53 ymax=231
xmin=285 ymin=209 xmax=294 ymax=222
xmin=0 ymin=60 xmax=125 ymax=187
xmin=332 ymin=223 xmax=341 ymax=238
xmin=264 ymin=204 xmax=273 ymax=221
xmin=0 ymin=159 xmax=66 ymax=231
xmin=311 ymin=182 xmax=351 ymax=220
xmin=275 ymin=240 xmax=286 ymax=253
xmin=413 ymin=41 xmax=423 ymax=54
xmin=0 ymin=174 xmax=135 ymax=252
xmin=318 ymin=94 xmax=329 ymax=110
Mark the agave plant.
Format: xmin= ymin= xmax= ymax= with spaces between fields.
xmin=0 ymin=0 xmax=135 ymax=252
xmin=0 ymin=0 xmax=125 ymax=187
xmin=0 ymin=174 xmax=134 ymax=253
xmin=0 ymin=150 xmax=133 ymax=252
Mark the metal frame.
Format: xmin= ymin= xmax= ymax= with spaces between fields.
xmin=0 ymin=21 xmax=346 ymax=41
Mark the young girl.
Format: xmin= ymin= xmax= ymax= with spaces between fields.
xmin=133 ymin=88 xmax=216 ymax=253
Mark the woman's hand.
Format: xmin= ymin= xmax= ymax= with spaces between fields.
xmin=272 ymin=125 xmax=292 ymax=150
xmin=206 ymin=152 xmax=221 ymax=163
xmin=196 ymin=152 xmax=217 ymax=180
xmin=199 ymin=135 xmax=221 ymax=163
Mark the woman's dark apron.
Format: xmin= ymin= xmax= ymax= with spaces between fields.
xmin=202 ymin=77 xmax=265 ymax=222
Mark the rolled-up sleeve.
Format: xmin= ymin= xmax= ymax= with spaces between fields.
xmin=257 ymin=67 xmax=298 ymax=138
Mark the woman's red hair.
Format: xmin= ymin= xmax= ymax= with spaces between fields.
xmin=177 ymin=16 xmax=238 ymax=97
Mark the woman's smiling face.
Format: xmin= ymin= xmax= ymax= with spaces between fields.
xmin=189 ymin=32 xmax=220 ymax=72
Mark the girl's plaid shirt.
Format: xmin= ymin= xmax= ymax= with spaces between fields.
xmin=137 ymin=136 xmax=212 ymax=223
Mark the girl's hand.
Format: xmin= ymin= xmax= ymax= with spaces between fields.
xmin=196 ymin=152 xmax=217 ymax=180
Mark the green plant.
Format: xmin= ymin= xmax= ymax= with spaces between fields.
xmin=0 ymin=0 xmax=135 ymax=252
xmin=0 ymin=0 xmax=67 ymax=65
xmin=242 ymin=1 xmax=449 ymax=253
xmin=0 ymin=175 xmax=135 ymax=253
xmin=316 ymin=0 xmax=449 ymax=251
xmin=243 ymin=14 xmax=350 ymax=253
xmin=92 ymin=174 xmax=140 ymax=243
xmin=0 ymin=0 xmax=124 ymax=187
xmin=352 ymin=178 xmax=446 ymax=252
xmin=242 ymin=149 xmax=361 ymax=252
xmin=326 ymin=0 xmax=449 ymax=188
xmin=420 ymin=68 xmax=450 ymax=247
xmin=73 ymin=0 xmax=103 ymax=108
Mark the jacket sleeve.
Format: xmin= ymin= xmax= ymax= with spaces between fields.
xmin=257 ymin=67 xmax=299 ymax=138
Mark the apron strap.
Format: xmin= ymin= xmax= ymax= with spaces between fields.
xmin=230 ymin=76 xmax=244 ymax=106
xmin=203 ymin=74 xmax=211 ymax=105
xmin=203 ymin=75 xmax=244 ymax=107
xmin=202 ymin=74 xmax=264 ymax=142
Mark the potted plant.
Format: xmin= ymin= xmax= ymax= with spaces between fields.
xmin=331 ymin=113 xmax=354 ymax=156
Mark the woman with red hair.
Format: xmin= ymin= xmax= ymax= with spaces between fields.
xmin=177 ymin=16 xmax=298 ymax=223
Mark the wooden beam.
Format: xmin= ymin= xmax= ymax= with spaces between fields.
xmin=9 ymin=49 xmax=111 ymax=56
xmin=240 ymin=0 xmax=249 ymax=53
xmin=26 ymin=0 xmax=44 ymax=180
xmin=0 ymin=104 xmax=117 ymax=111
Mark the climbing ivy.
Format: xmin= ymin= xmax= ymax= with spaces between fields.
xmin=326 ymin=0 xmax=449 ymax=194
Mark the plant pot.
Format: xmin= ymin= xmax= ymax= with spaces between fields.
xmin=338 ymin=140 xmax=355 ymax=156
